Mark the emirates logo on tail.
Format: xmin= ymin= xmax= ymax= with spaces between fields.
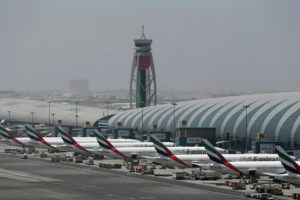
xmin=93 ymin=130 xmax=128 ymax=159
xmin=0 ymin=130 xmax=11 ymax=139
xmin=25 ymin=124 xmax=40 ymax=141
xmin=0 ymin=124 xmax=24 ymax=146
xmin=276 ymin=146 xmax=300 ymax=175
xmin=56 ymin=126 xmax=89 ymax=153
xmin=203 ymin=139 xmax=244 ymax=175
xmin=25 ymin=124 xmax=55 ymax=149
xmin=94 ymin=130 xmax=110 ymax=150
xmin=150 ymin=135 xmax=189 ymax=167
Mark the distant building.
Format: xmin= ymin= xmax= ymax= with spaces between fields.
xmin=69 ymin=79 xmax=89 ymax=93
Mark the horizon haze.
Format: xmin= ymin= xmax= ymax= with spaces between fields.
xmin=0 ymin=0 xmax=299 ymax=93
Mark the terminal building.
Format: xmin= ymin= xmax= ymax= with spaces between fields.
xmin=108 ymin=92 xmax=300 ymax=151
xmin=2 ymin=92 xmax=300 ymax=151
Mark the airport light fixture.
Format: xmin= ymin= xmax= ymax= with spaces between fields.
xmin=7 ymin=110 xmax=11 ymax=126
xmin=48 ymin=101 xmax=51 ymax=134
xmin=75 ymin=102 xmax=78 ymax=126
xmin=243 ymin=104 xmax=250 ymax=151
xmin=141 ymin=106 xmax=144 ymax=134
xmin=30 ymin=112 xmax=34 ymax=126
xmin=52 ymin=113 xmax=55 ymax=125
xmin=171 ymin=101 xmax=177 ymax=136
xmin=105 ymin=101 xmax=110 ymax=116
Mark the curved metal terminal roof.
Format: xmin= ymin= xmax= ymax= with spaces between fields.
xmin=109 ymin=92 xmax=300 ymax=149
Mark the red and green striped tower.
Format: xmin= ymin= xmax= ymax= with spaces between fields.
xmin=130 ymin=26 xmax=157 ymax=108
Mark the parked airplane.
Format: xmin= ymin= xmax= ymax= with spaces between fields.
xmin=55 ymin=127 xmax=171 ymax=154
xmin=25 ymin=124 xmax=57 ymax=150
xmin=56 ymin=126 xmax=100 ymax=154
xmin=263 ymin=146 xmax=300 ymax=186
xmin=202 ymin=139 xmax=285 ymax=177
xmin=94 ymin=130 xmax=223 ymax=160
xmin=150 ymin=135 xmax=280 ymax=168
xmin=0 ymin=124 xmax=29 ymax=147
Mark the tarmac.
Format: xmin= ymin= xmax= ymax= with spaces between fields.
xmin=0 ymin=153 xmax=248 ymax=200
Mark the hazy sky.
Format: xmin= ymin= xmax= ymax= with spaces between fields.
xmin=0 ymin=0 xmax=299 ymax=92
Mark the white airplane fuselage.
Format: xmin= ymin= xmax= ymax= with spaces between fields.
xmin=100 ymin=146 xmax=224 ymax=159
xmin=210 ymin=161 xmax=285 ymax=176
xmin=1 ymin=137 xmax=141 ymax=151
xmin=150 ymin=154 xmax=281 ymax=168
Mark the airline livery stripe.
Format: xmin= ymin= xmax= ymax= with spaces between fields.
xmin=28 ymin=126 xmax=56 ymax=149
xmin=154 ymin=145 xmax=168 ymax=156
xmin=61 ymin=135 xmax=72 ymax=144
xmin=110 ymin=147 xmax=129 ymax=159
xmin=151 ymin=138 xmax=165 ymax=150
xmin=74 ymin=143 xmax=89 ymax=153
xmin=11 ymin=137 xmax=24 ymax=146
xmin=206 ymin=149 xmax=221 ymax=162
xmin=223 ymin=162 xmax=244 ymax=175
xmin=96 ymin=139 xmax=107 ymax=146
xmin=0 ymin=131 xmax=11 ymax=139
xmin=94 ymin=130 xmax=128 ymax=158
xmin=276 ymin=147 xmax=300 ymax=174
xmin=281 ymin=163 xmax=300 ymax=175
xmin=280 ymin=158 xmax=296 ymax=171
xmin=208 ymin=155 xmax=223 ymax=164
xmin=150 ymin=136 xmax=189 ymax=167
xmin=27 ymin=132 xmax=39 ymax=141
xmin=277 ymin=150 xmax=295 ymax=169
xmin=58 ymin=128 xmax=89 ymax=153
xmin=155 ymin=148 xmax=169 ymax=157
xmin=97 ymin=139 xmax=110 ymax=149
xmin=169 ymin=155 xmax=189 ymax=167
xmin=40 ymin=139 xmax=55 ymax=149
xmin=0 ymin=126 xmax=8 ymax=132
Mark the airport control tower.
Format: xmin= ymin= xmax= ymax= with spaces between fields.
xmin=130 ymin=27 xmax=157 ymax=108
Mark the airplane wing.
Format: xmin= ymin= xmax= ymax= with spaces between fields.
xmin=192 ymin=162 xmax=213 ymax=168
xmin=263 ymin=172 xmax=289 ymax=177
xmin=140 ymin=156 xmax=161 ymax=160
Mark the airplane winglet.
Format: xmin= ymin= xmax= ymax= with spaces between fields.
xmin=275 ymin=146 xmax=300 ymax=175
xmin=93 ymin=129 xmax=128 ymax=159
xmin=150 ymin=135 xmax=189 ymax=167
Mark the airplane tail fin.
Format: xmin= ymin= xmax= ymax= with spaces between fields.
xmin=275 ymin=146 xmax=300 ymax=175
xmin=0 ymin=124 xmax=13 ymax=139
xmin=150 ymin=135 xmax=174 ymax=157
xmin=93 ymin=129 xmax=128 ymax=159
xmin=0 ymin=124 xmax=24 ymax=146
xmin=56 ymin=126 xmax=75 ymax=145
xmin=25 ymin=124 xmax=55 ymax=149
xmin=203 ymin=139 xmax=244 ymax=175
xmin=56 ymin=126 xmax=89 ymax=153
xmin=25 ymin=124 xmax=40 ymax=141
xmin=150 ymin=135 xmax=189 ymax=167
xmin=202 ymin=139 xmax=227 ymax=164
xmin=93 ymin=129 xmax=113 ymax=150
